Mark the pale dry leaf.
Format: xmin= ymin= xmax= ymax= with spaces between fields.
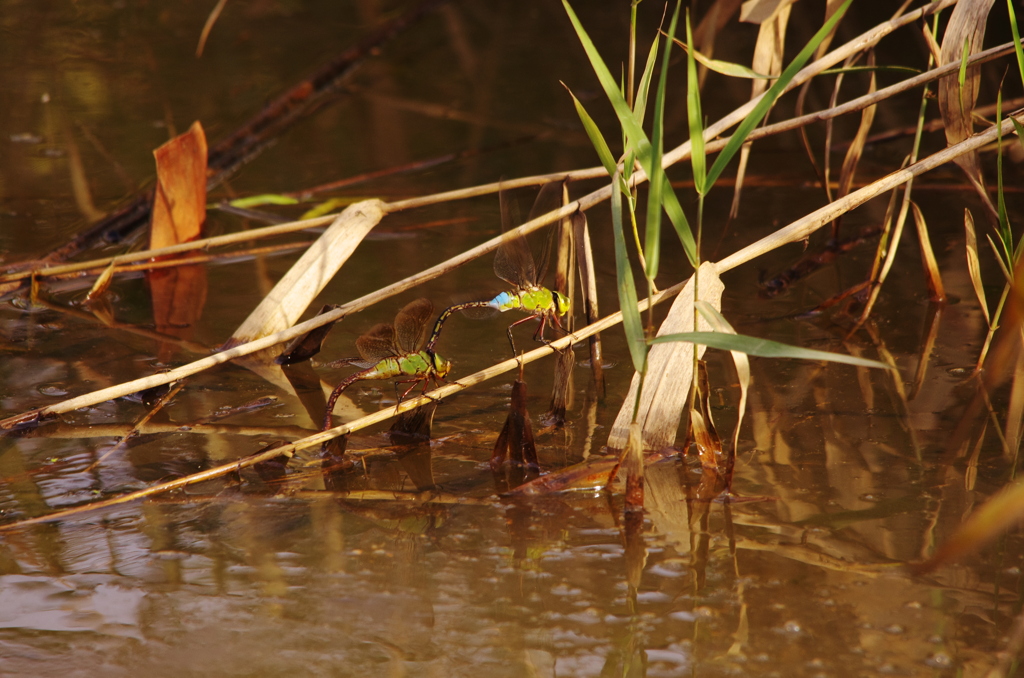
xmin=739 ymin=0 xmax=792 ymax=25
xmin=964 ymin=208 xmax=990 ymax=327
xmin=731 ymin=0 xmax=791 ymax=218
xmin=229 ymin=199 xmax=385 ymax=345
xmin=909 ymin=201 xmax=946 ymax=301
xmin=696 ymin=301 xmax=750 ymax=464
xmin=85 ymin=259 xmax=117 ymax=303
xmin=837 ymin=52 xmax=877 ymax=200
xmin=606 ymin=262 xmax=725 ymax=451
xmin=937 ymin=0 xmax=997 ymax=211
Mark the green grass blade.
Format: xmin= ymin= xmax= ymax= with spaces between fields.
xmin=563 ymin=0 xmax=696 ymax=267
xmin=661 ymin=180 xmax=697 ymax=266
xmin=996 ymin=91 xmax=1013 ymax=262
xmin=650 ymin=331 xmax=894 ymax=371
xmin=562 ymin=0 xmax=650 ymax=161
xmin=612 ymin=171 xmax=648 ymax=375
xmin=644 ymin=1 xmax=680 ymax=281
xmin=566 ymin=86 xmax=619 ymax=177
xmin=1010 ymin=0 xmax=1024 ymax=91
xmin=705 ymin=0 xmax=852 ymax=190
xmin=1011 ymin=116 xmax=1024 ymax=154
xmin=685 ymin=10 xmax=706 ymax=196
xmin=669 ymin=37 xmax=773 ymax=79
xmin=985 ymin=233 xmax=1014 ymax=283
xmin=633 ymin=31 xmax=660 ymax=126
xmin=820 ymin=65 xmax=921 ymax=76
xmin=228 ymin=194 xmax=300 ymax=208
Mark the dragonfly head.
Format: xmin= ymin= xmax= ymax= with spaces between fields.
xmin=553 ymin=291 xmax=571 ymax=317
xmin=432 ymin=352 xmax=452 ymax=378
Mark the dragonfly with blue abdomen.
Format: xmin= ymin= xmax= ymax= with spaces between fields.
xmin=427 ymin=184 xmax=570 ymax=357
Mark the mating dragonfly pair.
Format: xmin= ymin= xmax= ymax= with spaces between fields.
xmin=321 ymin=188 xmax=571 ymax=435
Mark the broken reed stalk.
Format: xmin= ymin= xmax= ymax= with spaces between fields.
xmin=4 ymin=110 xmax=1019 ymax=431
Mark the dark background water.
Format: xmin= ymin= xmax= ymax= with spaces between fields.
xmin=1 ymin=1 xmax=1022 ymax=675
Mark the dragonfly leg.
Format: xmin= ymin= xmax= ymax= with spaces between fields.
xmin=393 ymin=376 xmax=444 ymax=412
xmin=506 ymin=313 xmax=543 ymax=357
xmin=393 ymin=378 xmax=422 ymax=404
xmin=322 ymin=376 xmax=356 ymax=453
xmin=533 ymin=313 xmax=570 ymax=354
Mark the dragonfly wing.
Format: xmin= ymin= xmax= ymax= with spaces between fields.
xmin=529 ymin=181 xmax=564 ymax=286
xmin=393 ymin=297 xmax=434 ymax=353
xmin=494 ymin=185 xmax=537 ymax=289
xmin=355 ymin=323 xmax=399 ymax=363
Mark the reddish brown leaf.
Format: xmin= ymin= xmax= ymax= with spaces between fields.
xmin=151 ymin=121 xmax=208 ymax=250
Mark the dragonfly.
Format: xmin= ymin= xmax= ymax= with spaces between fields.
xmin=322 ymin=298 xmax=451 ymax=437
xmin=427 ymin=185 xmax=570 ymax=356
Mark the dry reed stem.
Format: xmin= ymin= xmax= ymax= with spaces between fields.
xmin=713 ymin=113 xmax=1024 ymax=275
xmin=0 ymin=214 xmax=338 ymax=283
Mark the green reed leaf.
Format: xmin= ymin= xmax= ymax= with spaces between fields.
xmin=650 ymin=331 xmax=894 ymax=371
xmin=1010 ymin=0 xmax=1024 ymax=92
xmin=612 ymin=171 xmax=647 ymax=375
xmin=566 ymin=86 xmax=618 ymax=178
xmin=562 ymin=0 xmax=649 ymax=161
xmin=563 ymin=0 xmax=697 ymax=267
xmin=228 ymin=194 xmax=300 ymax=208
xmin=661 ymin=182 xmax=696 ymax=265
xmin=633 ymin=29 xmax=661 ymax=126
xmin=668 ymin=37 xmax=773 ymax=79
xmin=705 ymin=0 xmax=853 ymax=191
xmin=644 ymin=1 xmax=680 ymax=281
xmin=685 ymin=10 xmax=706 ymax=196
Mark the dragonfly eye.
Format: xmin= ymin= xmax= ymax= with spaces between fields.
xmin=554 ymin=292 xmax=571 ymax=316
xmin=434 ymin=354 xmax=451 ymax=375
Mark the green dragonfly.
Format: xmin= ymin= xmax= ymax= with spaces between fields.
xmin=427 ymin=186 xmax=570 ymax=356
xmin=322 ymin=298 xmax=451 ymax=437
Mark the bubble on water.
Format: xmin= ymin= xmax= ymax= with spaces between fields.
xmin=924 ymin=652 xmax=953 ymax=669
xmin=781 ymin=620 xmax=803 ymax=635
xmin=668 ymin=610 xmax=698 ymax=622
xmin=38 ymin=384 xmax=69 ymax=396
xmin=550 ymin=583 xmax=583 ymax=597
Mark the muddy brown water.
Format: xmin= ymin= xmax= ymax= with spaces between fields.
xmin=1 ymin=2 xmax=1021 ymax=676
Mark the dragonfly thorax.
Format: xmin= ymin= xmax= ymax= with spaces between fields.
xmin=491 ymin=286 xmax=567 ymax=315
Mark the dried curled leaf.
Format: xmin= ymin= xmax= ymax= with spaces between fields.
xmin=963 ymin=208 xmax=990 ymax=327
